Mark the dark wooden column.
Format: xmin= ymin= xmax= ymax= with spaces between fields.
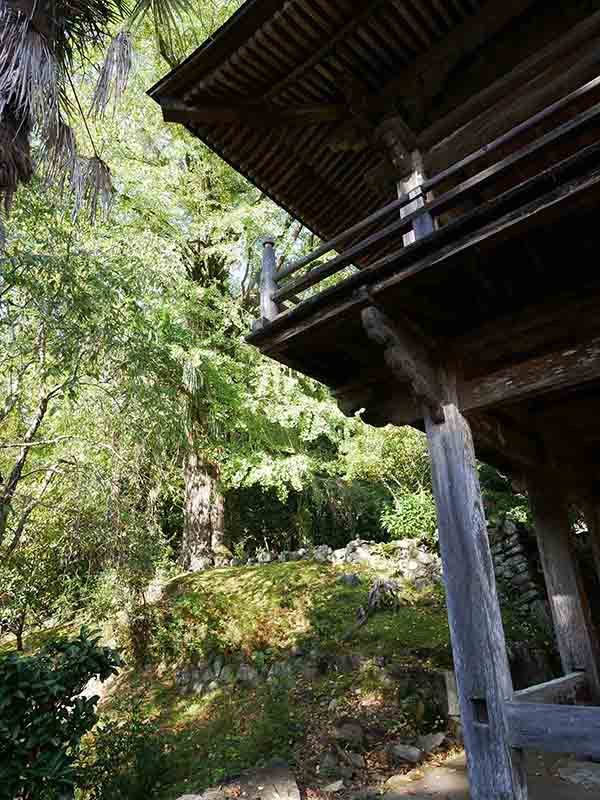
xmin=582 ymin=500 xmax=600 ymax=590
xmin=361 ymin=305 xmax=527 ymax=799
xmin=424 ymin=382 xmax=527 ymax=800
xmin=527 ymin=476 xmax=600 ymax=701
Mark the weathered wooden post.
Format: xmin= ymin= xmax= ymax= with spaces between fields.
xmin=361 ymin=306 xmax=527 ymax=800
xmin=582 ymin=497 xmax=600 ymax=590
xmin=398 ymin=150 xmax=434 ymax=245
xmin=259 ymin=236 xmax=280 ymax=323
xmin=527 ymin=476 xmax=600 ymax=701
xmin=424 ymin=381 xmax=527 ymax=800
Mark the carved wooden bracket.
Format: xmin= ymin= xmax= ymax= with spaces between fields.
xmin=360 ymin=305 xmax=445 ymax=424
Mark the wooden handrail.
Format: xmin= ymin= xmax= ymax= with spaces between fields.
xmin=423 ymin=74 xmax=600 ymax=191
xmin=512 ymin=672 xmax=586 ymax=704
xmin=273 ymin=97 xmax=600 ymax=303
xmin=275 ymin=192 xmax=414 ymax=280
xmin=275 ymin=74 xmax=600 ymax=286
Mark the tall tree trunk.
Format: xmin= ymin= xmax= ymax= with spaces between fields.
xmin=180 ymin=449 xmax=225 ymax=570
xmin=15 ymin=612 xmax=25 ymax=652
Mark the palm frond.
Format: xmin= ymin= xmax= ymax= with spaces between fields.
xmin=0 ymin=104 xmax=33 ymax=214
xmin=128 ymin=0 xmax=195 ymax=66
xmin=90 ymin=30 xmax=133 ymax=118
xmin=71 ymin=155 xmax=113 ymax=222
xmin=39 ymin=114 xmax=77 ymax=188
xmin=0 ymin=3 xmax=60 ymax=124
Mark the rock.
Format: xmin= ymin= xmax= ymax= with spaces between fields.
xmin=320 ymin=751 xmax=339 ymax=775
xmin=503 ymin=519 xmax=518 ymax=535
xmin=332 ymin=548 xmax=347 ymax=563
xmin=347 ymin=752 xmax=365 ymax=769
xmin=386 ymin=742 xmax=423 ymax=764
xmin=220 ymin=664 xmax=236 ymax=683
xmin=328 ymin=698 xmax=340 ymax=711
xmin=332 ymin=721 xmax=364 ymax=745
xmin=257 ymin=550 xmax=274 ymax=563
xmin=231 ymin=558 xmax=244 ymax=567
xmin=176 ymin=796 xmax=206 ymax=800
xmin=314 ymin=545 xmax=333 ymax=562
xmin=333 ymin=654 xmax=363 ymax=673
xmin=338 ymin=573 xmax=362 ymax=586
xmin=297 ymin=548 xmax=308 ymax=559
xmin=269 ymin=661 xmax=294 ymax=683
xmin=300 ymin=661 xmax=319 ymax=680
xmin=235 ymin=764 xmax=300 ymax=800
xmin=323 ymin=780 xmax=345 ymax=793
xmin=416 ymin=551 xmax=434 ymax=565
xmin=346 ymin=545 xmax=372 ymax=565
xmin=555 ymin=759 xmax=600 ymax=790
xmin=189 ymin=554 xmax=213 ymax=571
xmin=416 ymin=731 xmax=446 ymax=752
xmin=349 ymin=789 xmax=379 ymax=800
xmin=384 ymin=774 xmax=415 ymax=791
xmin=237 ymin=663 xmax=260 ymax=686
xmin=211 ymin=656 xmax=224 ymax=678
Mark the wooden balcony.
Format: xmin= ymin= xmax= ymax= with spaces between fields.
xmin=249 ymin=77 xmax=600 ymax=484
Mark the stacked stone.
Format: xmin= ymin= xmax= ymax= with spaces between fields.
xmin=488 ymin=518 xmax=549 ymax=624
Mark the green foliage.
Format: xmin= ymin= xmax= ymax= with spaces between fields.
xmin=380 ymin=490 xmax=438 ymax=545
xmin=79 ymin=685 xmax=296 ymax=799
xmin=0 ymin=629 xmax=121 ymax=800
xmin=479 ymin=464 xmax=531 ymax=527
xmin=77 ymin=702 xmax=173 ymax=800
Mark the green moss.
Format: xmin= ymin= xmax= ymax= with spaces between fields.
xmin=145 ymin=562 xmax=451 ymax=668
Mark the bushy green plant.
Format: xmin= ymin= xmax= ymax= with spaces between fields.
xmin=381 ymin=490 xmax=438 ymax=545
xmin=0 ymin=628 xmax=121 ymax=800
xmin=77 ymin=704 xmax=173 ymax=800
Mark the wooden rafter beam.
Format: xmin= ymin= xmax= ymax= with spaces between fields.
xmin=162 ymin=98 xmax=350 ymax=127
xmin=373 ymin=0 xmax=538 ymax=125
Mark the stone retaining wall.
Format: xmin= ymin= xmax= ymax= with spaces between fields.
xmin=488 ymin=518 xmax=551 ymax=630
xmin=174 ymin=649 xmax=459 ymax=732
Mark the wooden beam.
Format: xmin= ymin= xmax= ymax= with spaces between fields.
xmin=467 ymin=411 xmax=542 ymax=471
xmin=361 ymin=305 xmax=444 ymax=423
xmin=505 ymin=701 xmax=600 ymax=756
xmin=420 ymin=8 xmax=600 ymax=152
xmin=374 ymin=0 xmax=538 ymax=125
xmin=527 ymin=475 xmax=600 ymax=702
xmin=460 ymin=336 xmax=600 ymax=411
xmin=512 ymin=672 xmax=587 ymax=704
xmin=162 ymin=98 xmax=349 ymax=127
xmin=424 ymin=382 xmax=527 ymax=800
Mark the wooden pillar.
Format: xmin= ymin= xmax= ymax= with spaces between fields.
xmin=582 ymin=499 xmax=600 ymax=590
xmin=398 ymin=150 xmax=434 ymax=245
xmin=424 ymin=382 xmax=527 ymax=800
xmin=259 ymin=237 xmax=280 ymax=323
xmin=527 ymin=476 xmax=600 ymax=701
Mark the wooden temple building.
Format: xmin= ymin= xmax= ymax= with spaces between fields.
xmin=150 ymin=1 xmax=600 ymax=796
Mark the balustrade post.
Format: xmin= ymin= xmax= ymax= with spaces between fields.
xmin=259 ymin=237 xmax=280 ymax=324
xmin=399 ymin=150 xmax=434 ymax=245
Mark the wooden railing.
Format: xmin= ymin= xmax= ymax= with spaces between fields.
xmin=505 ymin=671 xmax=600 ymax=757
xmin=256 ymin=75 xmax=600 ymax=327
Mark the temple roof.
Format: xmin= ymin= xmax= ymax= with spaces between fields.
xmin=149 ymin=0 xmax=600 ymax=243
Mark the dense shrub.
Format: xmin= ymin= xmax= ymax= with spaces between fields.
xmin=0 ymin=629 xmax=121 ymax=800
xmin=77 ymin=704 xmax=173 ymax=800
xmin=380 ymin=490 xmax=438 ymax=545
